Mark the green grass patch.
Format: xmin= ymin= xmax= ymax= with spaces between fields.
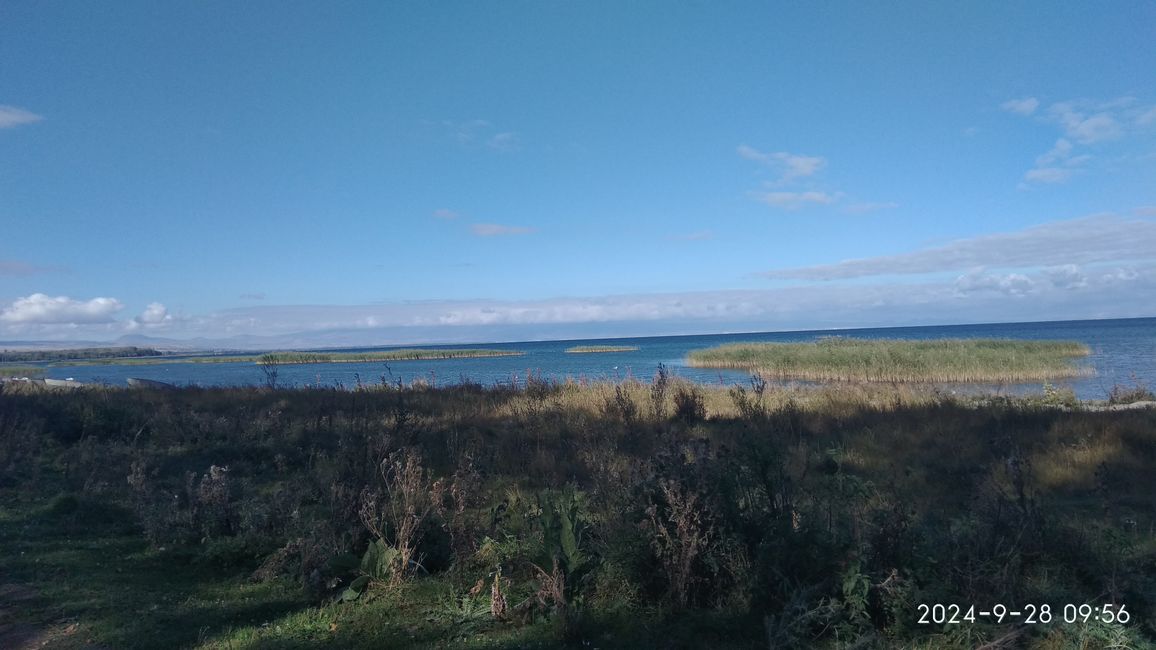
xmin=3 ymin=382 xmax=1154 ymax=649
xmin=686 ymin=337 xmax=1091 ymax=383
xmin=565 ymin=345 xmax=640 ymax=354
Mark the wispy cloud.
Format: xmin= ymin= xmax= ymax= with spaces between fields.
xmin=432 ymin=208 xmax=459 ymax=220
xmin=844 ymin=201 xmax=899 ymax=215
xmin=0 ymin=105 xmax=43 ymax=129
xmin=0 ymin=293 xmax=123 ymax=324
xmin=239 ymin=292 xmax=266 ymax=301
xmin=754 ymin=191 xmax=840 ymax=209
xmin=470 ymin=223 xmax=536 ymax=237
xmin=441 ymin=119 xmax=520 ymax=151
xmin=738 ymin=145 xmax=885 ymax=212
xmin=667 ymin=230 xmax=714 ymax=241
xmin=443 ymin=119 xmax=491 ymax=144
xmin=737 ymin=145 xmax=825 ymax=184
xmin=762 ymin=213 xmax=1156 ymax=280
xmin=1023 ymin=166 xmax=1077 ymax=185
xmin=1001 ymin=97 xmax=1039 ymax=116
xmin=1008 ymin=96 xmax=1156 ymax=186
xmin=1047 ymin=100 xmax=1126 ymax=144
xmin=0 ymin=259 xmax=60 ymax=276
xmin=488 ymin=132 xmax=519 ymax=151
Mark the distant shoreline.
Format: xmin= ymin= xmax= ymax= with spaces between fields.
xmin=565 ymin=345 xmax=640 ymax=354
xmin=54 ymin=349 xmax=525 ymax=366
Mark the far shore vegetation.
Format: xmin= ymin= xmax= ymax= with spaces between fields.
xmin=686 ymin=337 xmax=1091 ymax=383
xmin=564 ymin=345 xmax=640 ymax=354
xmin=54 ymin=348 xmax=525 ymax=367
xmin=0 ymin=365 xmax=44 ymax=378
xmin=0 ymin=346 xmax=161 ymax=363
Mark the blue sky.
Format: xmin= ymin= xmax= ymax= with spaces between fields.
xmin=2 ymin=1 xmax=1155 ymax=346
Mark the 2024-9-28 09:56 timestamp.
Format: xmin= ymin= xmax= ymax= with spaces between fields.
xmin=917 ymin=603 xmax=1131 ymax=625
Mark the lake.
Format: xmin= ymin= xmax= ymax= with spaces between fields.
xmin=41 ymin=317 xmax=1156 ymax=400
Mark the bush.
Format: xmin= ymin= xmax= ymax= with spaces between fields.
xmin=672 ymin=384 xmax=706 ymax=424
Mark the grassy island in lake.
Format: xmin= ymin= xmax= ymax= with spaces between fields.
xmin=686 ymin=337 xmax=1091 ymax=383
xmin=564 ymin=345 xmax=640 ymax=354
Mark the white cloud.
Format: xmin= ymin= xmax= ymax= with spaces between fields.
xmin=1035 ymin=138 xmax=1073 ymax=166
xmin=1006 ymin=97 xmax=1156 ymax=186
xmin=1001 ymin=97 xmax=1040 ymax=116
xmin=0 ymin=105 xmax=43 ymax=128
xmin=755 ymin=191 xmax=839 ymax=209
xmin=763 ymin=213 xmax=1156 ymax=280
xmin=1020 ymin=138 xmax=1095 ymax=186
xmin=470 ymin=223 xmax=536 ymax=237
xmin=488 ymin=132 xmax=519 ymax=151
xmin=11 ymin=266 xmax=1154 ymax=343
xmin=0 ymin=293 xmax=123 ymax=324
xmin=1023 ymin=167 xmax=1076 ymax=184
xmin=738 ymin=145 xmax=826 ymax=183
xmin=737 ymin=145 xmax=864 ymax=211
xmin=432 ymin=208 xmax=459 ymax=220
xmin=1044 ymin=264 xmax=1088 ymax=290
xmin=149 ymin=263 xmax=1155 ymax=345
xmin=1134 ymin=206 xmax=1156 ymax=217
xmin=1048 ymin=102 xmax=1123 ymax=144
xmin=239 ymin=292 xmax=266 ymax=300
xmin=1101 ymin=267 xmax=1139 ymax=283
xmin=138 ymin=302 xmax=170 ymax=324
xmin=844 ymin=201 xmax=899 ymax=214
xmin=955 ymin=270 xmax=1035 ymax=296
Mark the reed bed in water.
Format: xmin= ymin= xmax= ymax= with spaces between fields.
xmin=686 ymin=337 xmax=1091 ymax=383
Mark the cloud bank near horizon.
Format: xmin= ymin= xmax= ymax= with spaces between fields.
xmin=3 ymin=214 xmax=1153 ymax=345
xmin=761 ymin=213 xmax=1156 ymax=281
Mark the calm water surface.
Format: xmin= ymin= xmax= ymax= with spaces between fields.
xmin=42 ymin=318 xmax=1156 ymax=400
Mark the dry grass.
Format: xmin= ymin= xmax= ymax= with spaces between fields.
xmin=3 ymin=377 xmax=1156 ymax=648
xmin=564 ymin=345 xmax=640 ymax=354
xmin=686 ymin=337 xmax=1091 ymax=383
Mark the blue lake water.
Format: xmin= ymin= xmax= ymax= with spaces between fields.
xmin=40 ymin=317 xmax=1156 ymax=400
